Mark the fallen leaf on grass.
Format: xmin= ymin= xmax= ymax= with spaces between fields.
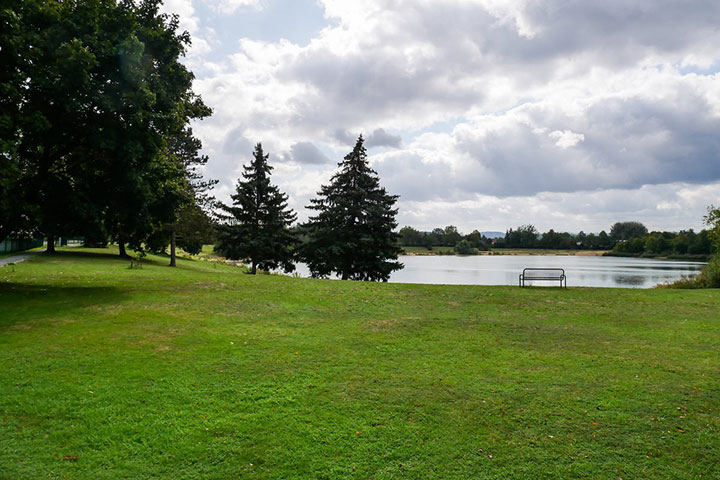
xmin=61 ymin=455 xmax=78 ymax=462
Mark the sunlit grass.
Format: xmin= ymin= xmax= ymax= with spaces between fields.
xmin=1 ymin=248 xmax=718 ymax=479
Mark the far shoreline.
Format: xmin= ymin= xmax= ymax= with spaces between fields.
xmin=402 ymin=247 xmax=610 ymax=257
xmin=401 ymin=248 xmax=710 ymax=261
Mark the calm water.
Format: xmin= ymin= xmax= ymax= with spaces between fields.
xmin=293 ymin=255 xmax=705 ymax=288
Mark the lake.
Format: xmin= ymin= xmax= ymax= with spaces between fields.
xmin=292 ymin=255 xmax=705 ymax=288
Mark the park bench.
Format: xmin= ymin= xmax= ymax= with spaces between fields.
xmin=519 ymin=268 xmax=567 ymax=287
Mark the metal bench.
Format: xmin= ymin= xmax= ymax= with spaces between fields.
xmin=519 ymin=268 xmax=566 ymax=287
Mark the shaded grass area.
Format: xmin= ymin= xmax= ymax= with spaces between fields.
xmin=0 ymin=248 xmax=718 ymax=479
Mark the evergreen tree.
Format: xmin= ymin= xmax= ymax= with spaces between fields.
xmin=215 ymin=144 xmax=296 ymax=274
xmin=300 ymin=135 xmax=403 ymax=281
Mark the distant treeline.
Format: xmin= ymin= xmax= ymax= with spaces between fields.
xmin=398 ymin=226 xmax=492 ymax=254
xmin=399 ymin=221 xmax=717 ymax=257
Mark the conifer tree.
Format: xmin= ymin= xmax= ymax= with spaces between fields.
xmin=215 ymin=144 xmax=297 ymax=274
xmin=300 ymin=135 xmax=403 ymax=281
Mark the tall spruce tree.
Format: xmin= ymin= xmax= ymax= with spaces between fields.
xmin=300 ymin=135 xmax=403 ymax=281
xmin=215 ymin=144 xmax=297 ymax=274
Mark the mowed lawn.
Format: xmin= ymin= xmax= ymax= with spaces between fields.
xmin=0 ymin=249 xmax=718 ymax=479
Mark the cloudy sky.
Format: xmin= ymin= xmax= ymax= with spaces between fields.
xmin=162 ymin=0 xmax=720 ymax=234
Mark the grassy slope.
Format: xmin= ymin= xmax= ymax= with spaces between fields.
xmin=0 ymin=248 xmax=718 ymax=479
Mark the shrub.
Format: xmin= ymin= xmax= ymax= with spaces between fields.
xmin=454 ymin=240 xmax=479 ymax=255
xmin=666 ymin=254 xmax=720 ymax=288
xmin=698 ymin=254 xmax=720 ymax=288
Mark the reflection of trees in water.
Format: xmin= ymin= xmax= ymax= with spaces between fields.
xmin=614 ymin=272 xmax=699 ymax=286
xmin=613 ymin=275 xmax=647 ymax=286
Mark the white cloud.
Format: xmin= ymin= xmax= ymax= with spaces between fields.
xmin=204 ymin=0 xmax=263 ymax=15
xmin=162 ymin=0 xmax=720 ymax=230
xmin=549 ymin=130 xmax=584 ymax=149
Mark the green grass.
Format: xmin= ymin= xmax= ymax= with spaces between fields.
xmin=1 ymin=248 xmax=718 ymax=479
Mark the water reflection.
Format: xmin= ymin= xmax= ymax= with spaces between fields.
xmin=612 ymin=274 xmax=647 ymax=286
xmin=292 ymin=255 xmax=705 ymax=289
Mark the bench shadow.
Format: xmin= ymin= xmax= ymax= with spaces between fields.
xmin=0 ymin=282 xmax=129 ymax=329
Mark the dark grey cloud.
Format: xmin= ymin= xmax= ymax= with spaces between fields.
xmin=371 ymin=83 xmax=720 ymax=203
xmin=334 ymin=128 xmax=402 ymax=149
xmin=453 ymin=96 xmax=720 ymax=197
xmin=282 ymin=141 xmax=331 ymax=164
xmin=366 ymin=128 xmax=402 ymax=148
xmin=333 ymin=129 xmax=356 ymax=146
xmin=221 ymin=127 xmax=252 ymax=155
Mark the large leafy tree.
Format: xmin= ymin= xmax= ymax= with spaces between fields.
xmin=215 ymin=143 xmax=296 ymax=274
xmin=143 ymin=126 xmax=216 ymax=265
xmin=2 ymin=0 xmax=102 ymax=250
xmin=91 ymin=1 xmax=210 ymax=257
xmin=610 ymin=221 xmax=648 ymax=241
xmin=704 ymin=204 xmax=720 ymax=252
xmin=299 ymin=135 xmax=402 ymax=281
xmin=0 ymin=0 xmax=209 ymax=255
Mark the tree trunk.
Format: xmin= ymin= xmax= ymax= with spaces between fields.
xmin=251 ymin=260 xmax=257 ymax=275
xmin=46 ymin=234 xmax=56 ymax=253
xmin=341 ymin=270 xmax=349 ymax=280
xmin=118 ymin=237 xmax=128 ymax=257
xmin=169 ymin=229 xmax=176 ymax=267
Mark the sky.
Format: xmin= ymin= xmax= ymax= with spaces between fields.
xmin=160 ymin=0 xmax=720 ymax=234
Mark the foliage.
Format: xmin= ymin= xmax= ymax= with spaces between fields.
xmin=399 ymin=226 xmax=490 ymax=251
xmin=142 ymin=127 xmax=217 ymax=262
xmin=454 ymin=239 xmax=478 ymax=255
xmin=215 ymin=144 xmax=297 ymax=274
xmin=610 ymin=221 xmax=648 ymax=241
xmin=704 ymin=204 xmax=720 ymax=251
xmin=505 ymin=225 xmax=539 ymax=248
xmin=0 ymin=0 xmax=209 ymax=254
xmin=697 ymin=254 xmax=720 ymax=288
xmin=300 ymin=136 xmax=402 ymax=281
xmin=667 ymin=254 xmax=720 ymax=289
xmin=612 ymin=229 xmax=714 ymax=257
xmin=176 ymin=203 xmax=215 ymax=255
xmin=665 ymin=207 xmax=720 ymax=289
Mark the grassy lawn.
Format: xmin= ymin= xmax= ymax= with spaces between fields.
xmin=0 ymin=248 xmax=718 ymax=479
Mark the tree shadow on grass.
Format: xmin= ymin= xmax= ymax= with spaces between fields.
xmin=42 ymin=249 xmax=130 ymax=261
xmin=0 ymin=282 xmax=129 ymax=329
xmin=46 ymin=249 xmax=199 ymax=268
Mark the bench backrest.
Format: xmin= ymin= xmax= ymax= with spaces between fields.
xmin=522 ymin=268 xmax=565 ymax=278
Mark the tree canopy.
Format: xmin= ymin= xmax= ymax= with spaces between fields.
xmin=610 ymin=221 xmax=648 ymax=241
xmin=0 ymin=0 xmax=210 ymax=254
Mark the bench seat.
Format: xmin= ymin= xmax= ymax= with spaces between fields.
xmin=519 ymin=268 xmax=566 ymax=287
